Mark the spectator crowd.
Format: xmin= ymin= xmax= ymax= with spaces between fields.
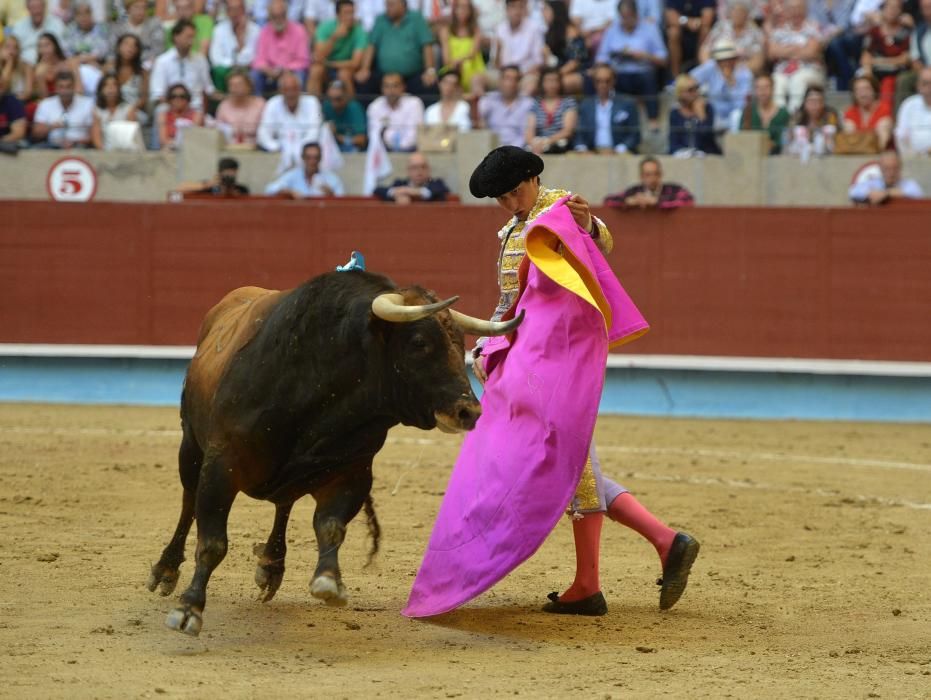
xmin=2 ymin=0 xmax=931 ymax=186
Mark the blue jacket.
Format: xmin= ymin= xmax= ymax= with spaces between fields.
xmin=574 ymin=95 xmax=641 ymax=153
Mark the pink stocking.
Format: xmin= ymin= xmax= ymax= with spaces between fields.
xmin=559 ymin=513 xmax=603 ymax=602
xmin=607 ymin=492 xmax=676 ymax=566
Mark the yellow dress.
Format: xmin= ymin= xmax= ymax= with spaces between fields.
xmin=446 ymin=34 xmax=486 ymax=93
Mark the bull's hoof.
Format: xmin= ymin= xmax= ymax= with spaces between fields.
xmin=311 ymin=575 xmax=348 ymax=607
xmin=146 ymin=563 xmax=180 ymax=597
xmin=255 ymin=564 xmax=284 ymax=603
xmin=165 ymin=606 xmax=203 ymax=636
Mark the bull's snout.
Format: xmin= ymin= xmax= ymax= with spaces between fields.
xmin=435 ymin=396 xmax=482 ymax=433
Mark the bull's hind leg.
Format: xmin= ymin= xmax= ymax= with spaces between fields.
xmin=147 ymin=431 xmax=202 ymax=596
xmin=309 ymin=463 xmax=375 ymax=607
xmin=165 ymin=454 xmax=238 ymax=636
xmin=254 ymin=502 xmax=294 ymax=602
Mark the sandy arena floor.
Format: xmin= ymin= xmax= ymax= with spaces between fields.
xmin=0 ymin=402 xmax=929 ymax=699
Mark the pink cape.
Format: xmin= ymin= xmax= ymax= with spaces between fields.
xmin=402 ymin=200 xmax=648 ymax=618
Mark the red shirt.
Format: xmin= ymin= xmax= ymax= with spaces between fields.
xmin=843 ymin=101 xmax=892 ymax=131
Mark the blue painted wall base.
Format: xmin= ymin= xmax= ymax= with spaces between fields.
xmin=1 ymin=356 xmax=929 ymax=423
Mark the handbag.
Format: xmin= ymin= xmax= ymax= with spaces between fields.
xmin=834 ymin=130 xmax=880 ymax=155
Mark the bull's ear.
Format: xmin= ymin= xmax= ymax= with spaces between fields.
xmin=371 ymin=293 xmax=459 ymax=323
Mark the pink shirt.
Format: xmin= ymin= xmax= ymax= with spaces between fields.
xmin=216 ymin=95 xmax=267 ymax=145
xmin=252 ymin=21 xmax=310 ymax=71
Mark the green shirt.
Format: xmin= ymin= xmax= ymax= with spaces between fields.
xmin=369 ymin=10 xmax=434 ymax=77
xmin=316 ymin=20 xmax=368 ymax=63
xmin=323 ymin=98 xmax=367 ymax=139
xmin=742 ymin=103 xmax=790 ymax=155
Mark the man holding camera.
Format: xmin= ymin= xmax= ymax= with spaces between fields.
xmin=178 ymin=157 xmax=251 ymax=197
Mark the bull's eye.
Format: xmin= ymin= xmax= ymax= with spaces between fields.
xmin=410 ymin=334 xmax=432 ymax=353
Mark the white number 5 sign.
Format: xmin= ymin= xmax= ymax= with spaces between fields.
xmin=46 ymin=157 xmax=98 ymax=202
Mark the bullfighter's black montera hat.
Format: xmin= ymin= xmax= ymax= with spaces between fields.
xmin=469 ymin=146 xmax=544 ymax=199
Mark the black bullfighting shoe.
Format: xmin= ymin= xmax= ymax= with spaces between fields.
xmin=657 ymin=532 xmax=700 ymax=610
xmin=542 ymin=591 xmax=608 ymax=616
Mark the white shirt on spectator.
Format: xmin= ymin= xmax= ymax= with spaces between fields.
xmin=209 ymin=18 xmax=261 ymax=68
xmin=366 ymin=94 xmax=425 ymax=152
xmin=848 ymin=174 xmax=924 ymax=201
xmin=10 ymin=14 xmax=67 ymax=63
xmin=424 ymin=100 xmax=472 ymax=132
xmin=473 ymin=0 xmax=504 ymax=37
xmin=251 ymin=0 xmax=306 ymax=24
xmin=34 ymin=94 xmax=95 ymax=146
xmin=570 ymin=0 xmax=618 ymax=32
xmin=894 ymin=94 xmax=931 ymax=156
xmin=265 ymin=165 xmax=345 ymax=196
xmin=495 ymin=18 xmax=544 ymax=73
xmin=303 ymin=0 xmax=336 ymax=23
xmin=257 ymin=94 xmax=324 ymax=172
xmin=348 ymin=0 xmax=385 ymax=31
xmin=150 ymin=48 xmax=214 ymax=109
xmin=850 ymin=0 xmax=882 ymax=28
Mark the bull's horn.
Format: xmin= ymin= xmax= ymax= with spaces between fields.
xmin=371 ymin=293 xmax=460 ymax=323
xmin=449 ymin=309 xmax=525 ymax=337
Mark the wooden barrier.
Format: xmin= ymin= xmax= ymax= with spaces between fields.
xmin=2 ymin=200 xmax=930 ymax=361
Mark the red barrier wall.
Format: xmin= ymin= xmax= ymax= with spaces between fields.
xmin=2 ymin=200 xmax=930 ymax=361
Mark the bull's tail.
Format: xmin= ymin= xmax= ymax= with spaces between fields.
xmin=363 ymin=495 xmax=381 ymax=568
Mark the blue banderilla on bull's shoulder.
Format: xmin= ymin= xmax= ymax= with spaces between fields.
xmin=336 ymin=251 xmax=366 ymax=272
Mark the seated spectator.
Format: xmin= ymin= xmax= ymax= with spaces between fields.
xmin=109 ymin=0 xmax=164 ymax=70
xmin=111 ymin=34 xmax=149 ymax=123
xmin=91 ymin=72 xmax=139 ymax=149
xmin=438 ymin=0 xmax=486 ymax=96
xmin=215 ymin=68 xmax=265 ymax=146
xmin=574 ymin=62 xmax=640 ymax=153
xmin=848 ymin=150 xmax=924 ymax=204
xmin=477 ymin=63 xmax=534 ymax=147
xmin=150 ymin=19 xmax=216 ymax=110
xmin=766 ymin=0 xmax=825 ymax=112
xmin=265 ymin=141 xmax=345 ymax=196
xmin=817 ymin=0 xmax=859 ymax=93
xmin=177 ymin=156 xmax=251 ymax=195
xmin=209 ymin=0 xmax=260 ymax=92
xmin=543 ymin=0 xmax=587 ymax=95
xmin=571 ymin=0 xmax=620 ymax=57
xmin=740 ymin=73 xmax=790 ymax=154
xmin=10 ymin=0 xmax=65 ymax=65
xmin=322 ymin=78 xmax=367 ymax=151
xmin=698 ymin=0 xmax=764 ymax=75
xmin=157 ymin=82 xmax=203 ymax=149
xmin=664 ymin=0 xmax=715 ymax=77
xmin=424 ymin=68 xmax=471 ymax=130
xmin=494 ymin=0 xmax=544 ymax=95
xmin=861 ymin=0 xmax=911 ymax=108
xmin=309 ymin=0 xmax=368 ymax=96
xmin=786 ymin=84 xmax=839 ymax=157
xmin=894 ymin=0 xmax=930 ymax=112
xmin=33 ymin=32 xmax=74 ymax=98
xmin=62 ymin=2 xmax=109 ymax=78
xmin=669 ymin=73 xmax=721 ymax=155
xmin=595 ymin=0 xmax=667 ymax=131
xmin=841 ymin=74 xmax=892 ymax=150
xmin=895 ymin=65 xmax=931 ymax=155
xmin=303 ymin=0 xmax=337 ymax=38
xmin=690 ymin=38 xmax=752 ymax=132
xmin=31 ymin=69 xmax=94 ymax=147
xmin=157 ymin=0 xmax=214 ymax=54
xmin=604 ymin=155 xmax=696 ymax=208
xmin=358 ymin=0 xmax=436 ymax=97
xmin=525 ymin=66 xmax=577 ymax=153
xmin=0 ymin=34 xmax=34 ymax=102
xmin=366 ymin=72 xmax=424 ymax=151
xmin=257 ymin=70 xmax=323 ymax=170
xmin=0 ymin=81 xmax=27 ymax=146
xmin=251 ymin=0 xmax=310 ymax=95
xmin=374 ymin=151 xmax=450 ymax=202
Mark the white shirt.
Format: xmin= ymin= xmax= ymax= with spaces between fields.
xmin=257 ymin=93 xmax=324 ymax=172
xmin=265 ymin=165 xmax=345 ymax=196
xmin=848 ymin=174 xmax=924 ymax=201
xmin=10 ymin=14 xmax=67 ymax=63
xmin=350 ymin=0 xmax=385 ymax=32
xmin=366 ymin=94 xmax=425 ymax=152
xmin=894 ymin=94 xmax=931 ymax=157
xmin=495 ymin=18 xmax=544 ymax=73
xmin=424 ymin=100 xmax=472 ymax=132
xmin=570 ymin=0 xmax=617 ymax=33
xmin=149 ymin=48 xmax=214 ymax=109
xmin=850 ymin=0 xmax=882 ymax=28
xmin=209 ymin=19 xmax=261 ymax=68
xmin=473 ymin=0 xmax=504 ymax=37
xmin=34 ymin=94 xmax=95 ymax=146
xmin=250 ymin=0 xmax=306 ymax=24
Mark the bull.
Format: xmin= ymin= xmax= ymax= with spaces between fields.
xmin=146 ymin=270 xmax=522 ymax=636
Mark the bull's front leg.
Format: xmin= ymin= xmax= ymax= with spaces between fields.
xmin=165 ymin=454 xmax=238 ymax=636
xmin=254 ymin=502 xmax=294 ymax=602
xmin=309 ymin=464 xmax=373 ymax=607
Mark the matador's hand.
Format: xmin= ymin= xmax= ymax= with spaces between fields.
xmin=566 ymin=193 xmax=594 ymax=233
xmin=472 ymin=355 xmax=487 ymax=385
